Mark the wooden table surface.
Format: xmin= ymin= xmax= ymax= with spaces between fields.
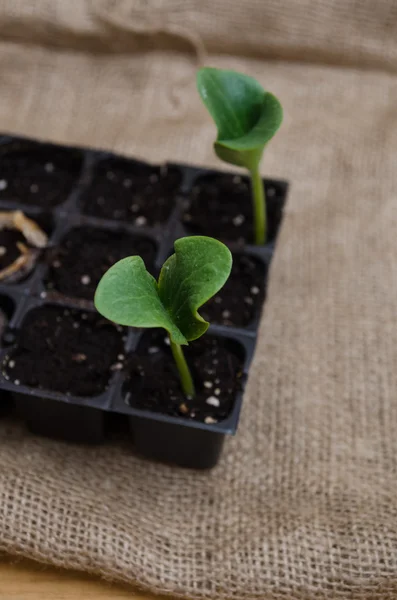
xmin=0 ymin=557 xmax=167 ymax=599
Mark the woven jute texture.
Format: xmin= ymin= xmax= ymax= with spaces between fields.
xmin=0 ymin=1 xmax=397 ymax=598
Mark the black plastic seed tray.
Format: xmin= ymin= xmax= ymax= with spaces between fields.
xmin=0 ymin=133 xmax=288 ymax=468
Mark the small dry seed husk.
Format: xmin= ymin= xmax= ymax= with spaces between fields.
xmin=0 ymin=211 xmax=48 ymax=282
xmin=0 ymin=243 xmax=37 ymax=283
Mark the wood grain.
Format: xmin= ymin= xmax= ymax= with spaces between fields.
xmin=0 ymin=557 xmax=166 ymax=599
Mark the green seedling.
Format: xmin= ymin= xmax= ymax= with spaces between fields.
xmin=95 ymin=236 xmax=232 ymax=399
xmin=197 ymin=67 xmax=283 ymax=245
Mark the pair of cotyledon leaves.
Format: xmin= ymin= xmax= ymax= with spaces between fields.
xmin=95 ymin=236 xmax=232 ymax=345
xmin=95 ymin=68 xmax=282 ymax=343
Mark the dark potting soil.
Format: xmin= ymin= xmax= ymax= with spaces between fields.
xmin=125 ymin=330 xmax=244 ymax=423
xmin=0 ymin=142 xmax=82 ymax=208
xmin=183 ymin=173 xmax=285 ymax=244
xmin=3 ymin=305 xmax=125 ymax=396
xmin=81 ymin=158 xmax=182 ymax=226
xmin=46 ymin=227 xmax=157 ymax=301
xmin=201 ymin=254 xmax=266 ymax=327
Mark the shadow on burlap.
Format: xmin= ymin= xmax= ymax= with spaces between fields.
xmin=0 ymin=1 xmax=396 ymax=598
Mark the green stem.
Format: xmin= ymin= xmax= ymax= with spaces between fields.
xmin=170 ymin=338 xmax=195 ymax=398
xmin=249 ymin=167 xmax=267 ymax=245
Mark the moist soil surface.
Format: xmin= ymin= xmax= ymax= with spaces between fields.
xmin=3 ymin=305 xmax=125 ymax=396
xmin=81 ymin=157 xmax=182 ymax=226
xmin=0 ymin=142 xmax=82 ymax=208
xmin=201 ymin=253 xmax=267 ymax=327
xmin=46 ymin=227 xmax=157 ymax=301
xmin=183 ymin=173 xmax=285 ymax=244
xmin=125 ymin=329 xmax=244 ymax=423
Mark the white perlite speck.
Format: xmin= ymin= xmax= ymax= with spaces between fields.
xmin=135 ymin=216 xmax=147 ymax=226
xmin=81 ymin=275 xmax=91 ymax=285
xmin=44 ymin=162 xmax=54 ymax=172
xmin=232 ymin=214 xmax=245 ymax=226
xmin=251 ymin=286 xmax=260 ymax=295
xmin=123 ymin=178 xmax=132 ymax=188
xmin=117 ymin=354 xmax=125 ymax=361
xmin=214 ymin=388 xmax=221 ymax=396
xmin=204 ymin=381 xmax=213 ymax=389
xmin=0 ymin=180 xmax=7 ymax=190
xmin=148 ymin=346 xmax=160 ymax=354
xmin=206 ymin=396 xmax=220 ymax=407
xmin=111 ymin=362 xmax=123 ymax=371
xmin=8 ymin=360 xmax=15 ymax=369
xmin=222 ymin=310 xmax=231 ymax=319
xmin=0 ymin=246 xmax=6 ymax=256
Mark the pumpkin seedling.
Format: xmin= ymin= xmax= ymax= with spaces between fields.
xmin=197 ymin=67 xmax=283 ymax=245
xmin=95 ymin=236 xmax=232 ymax=399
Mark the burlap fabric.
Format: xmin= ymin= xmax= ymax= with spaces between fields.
xmin=0 ymin=1 xmax=396 ymax=598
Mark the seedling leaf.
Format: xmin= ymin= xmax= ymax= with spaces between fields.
xmin=197 ymin=67 xmax=283 ymax=170
xmin=158 ymin=236 xmax=232 ymax=342
xmin=94 ymin=236 xmax=232 ymax=345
